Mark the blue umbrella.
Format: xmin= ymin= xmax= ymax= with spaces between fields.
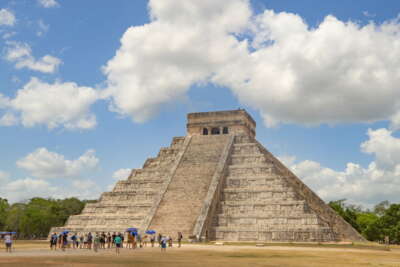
xmin=62 ymin=231 xmax=69 ymax=234
xmin=126 ymin=228 xmax=138 ymax=232
xmin=145 ymin=230 xmax=156 ymax=235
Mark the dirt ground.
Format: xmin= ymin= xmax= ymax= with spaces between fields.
xmin=0 ymin=241 xmax=399 ymax=266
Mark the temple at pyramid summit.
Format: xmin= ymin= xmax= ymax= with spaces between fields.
xmin=51 ymin=109 xmax=364 ymax=242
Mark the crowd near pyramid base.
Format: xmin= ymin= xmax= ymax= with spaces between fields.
xmin=50 ymin=109 xmax=365 ymax=243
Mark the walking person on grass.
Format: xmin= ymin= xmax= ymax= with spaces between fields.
xmin=177 ymin=232 xmax=183 ymax=248
xmin=160 ymin=236 xmax=167 ymax=252
xmin=50 ymin=232 xmax=58 ymax=250
xmin=114 ymin=233 xmax=122 ymax=254
xmin=4 ymin=233 xmax=12 ymax=253
xmin=93 ymin=233 xmax=100 ymax=253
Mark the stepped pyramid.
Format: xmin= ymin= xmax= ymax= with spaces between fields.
xmin=51 ymin=110 xmax=364 ymax=242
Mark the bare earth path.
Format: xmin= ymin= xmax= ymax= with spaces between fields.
xmin=0 ymin=242 xmax=399 ymax=266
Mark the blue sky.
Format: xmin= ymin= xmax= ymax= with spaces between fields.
xmin=1 ymin=0 xmax=400 ymax=207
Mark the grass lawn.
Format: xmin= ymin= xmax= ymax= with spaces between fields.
xmin=0 ymin=240 xmax=399 ymax=266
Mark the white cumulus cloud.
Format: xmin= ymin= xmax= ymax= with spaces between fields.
xmin=283 ymin=128 xmax=400 ymax=207
xmin=38 ymin=0 xmax=59 ymax=8
xmin=17 ymin=148 xmax=99 ymax=179
xmin=104 ymin=0 xmax=400 ymax=129
xmin=0 ymin=9 xmax=15 ymax=26
xmin=103 ymin=0 xmax=251 ymax=122
xmin=4 ymin=77 xmax=98 ymax=130
xmin=0 ymin=178 xmax=59 ymax=203
xmin=5 ymin=41 xmax=62 ymax=73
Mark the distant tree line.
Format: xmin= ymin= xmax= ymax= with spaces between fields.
xmin=329 ymin=199 xmax=400 ymax=243
xmin=0 ymin=197 xmax=94 ymax=239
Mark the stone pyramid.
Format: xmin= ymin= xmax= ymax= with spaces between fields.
xmin=51 ymin=110 xmax=364 ymax=242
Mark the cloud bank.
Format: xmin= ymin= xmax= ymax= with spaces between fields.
xmin=17 ymin=148 xmax=99 ymax=179
xmin=0 ymin=148 xmax=101 ymax=203
xmin=0 ymin=77 xmax=98 ymax=130
xmin=282 ymin=128 xmax=400 ymax=207
xmin=104 ymin=0 xmax=400 ymax=129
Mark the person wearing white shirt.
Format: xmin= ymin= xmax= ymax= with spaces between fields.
xmin=4 ymin=234 xmax=12 ymax=253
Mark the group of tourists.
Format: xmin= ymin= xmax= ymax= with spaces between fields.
xmin=49 ymin=231 xmax=183 ymax=254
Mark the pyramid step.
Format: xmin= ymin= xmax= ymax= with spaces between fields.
xmin=171 ymin=136 xmax=185 ymax=147
xmin=213 ymin=228 xmax=336 ymax=242
xmin=225 ymin=178 xmax=286 ymax=188
xmin=230 ymin=154 xmax=268 ymax=165
xmin=222 ymin=187 xmax=295 ymax=193
xmin=218 ymin=210 xmax=315 ymax=217
xmin=234 ymin=135 xmax=254 ymax=144
xmin=113 ymin=181 xmax=164 ymax=191
xmin=216 ymin=214 xmax=320 ymax=220
xmin=222 ymin=190 xmax=297 ymax=201
xmin=232 ymin=143 xmax=261 ymax=154
xmin=214 ymin=224 xmax=332 ymax=232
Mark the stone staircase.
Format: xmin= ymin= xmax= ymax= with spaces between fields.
xmin=148 ymin=135 xmax=232 ymax=238
xmin=210 ymin=135 xmax=337 ymax=242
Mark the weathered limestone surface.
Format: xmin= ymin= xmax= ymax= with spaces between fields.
xmin=52 ymin=109 xmax=364 ymax=242
xmin=148 ymin=135 xmax=232 ymax=237
xmin=208 ymin=134 xmax=351 ymax=242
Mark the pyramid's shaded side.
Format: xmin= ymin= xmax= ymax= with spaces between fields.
xmin=51 ymin=110 xmax=364 ymax=242
xmin=207 ymin=134 xmax=364 ymax=242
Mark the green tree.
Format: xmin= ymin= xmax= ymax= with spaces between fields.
xmin=378 ymin=204 xmax=400 ymax=243
xmin=329 ymin=199 xmax=360 ymax=232
xmin=0 ymin=198 xmax=10 ymax=230
xmin=5 ymin=203 xmax=26 ymax=237
xmin=356 ymin=212 xmax=379 ymax=240
xmin=374 ymin=200 xmax=390 ymax=216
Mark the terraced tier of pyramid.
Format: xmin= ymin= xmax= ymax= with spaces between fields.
xmin=50 ymin=110 xmax=364 ymax=242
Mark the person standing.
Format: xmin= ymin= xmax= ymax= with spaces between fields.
xmin=50 ymin=232 xmax=58 ymax=250
xmin=150 ymin=235 xmax=155 ymax=247
xmin=120 ymin=233 xmax=125 ymax=248
xmin=83 ymin=234 xmax=88 ymax=249
xmin=127 ymin=232 xmax=133 ymax=249
xmin=58 ymin=233 xmax=62 ymax=249
xmin=61 ymin=233 xmax=68 ymax=252
xmin=79 ymin=234 xmax=84 ymax=249
xmin=93 ymin=233 xmax=100 ymax=253
xmin=137 ymin=233 xmax=142 ymax=248
xmin=157 ymin=233 xmax=162 ymax=247
xmin=100 ymin=232 xmax=106 ymax=249
xmin=114 ymin=233 xmax=122 ymax=254
xmin=177 ymin=232 xmax=183 ymax=248
xmin=87 ymin=232 xmax=93 ymax=250
xmin=107 ymin=232 xmax=112 ymax=249
xmin=168 ymin=236 xmax=173 ymax=247
xmin=112 ymin=232 xmax=116 ymax=247
xmin=71 ymin=233 xmax=77 ymax=249
xmin=160 ymin=236 xmax=167 ymax=252
xmin=4 ymin=233 xmax=12 ymax=253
